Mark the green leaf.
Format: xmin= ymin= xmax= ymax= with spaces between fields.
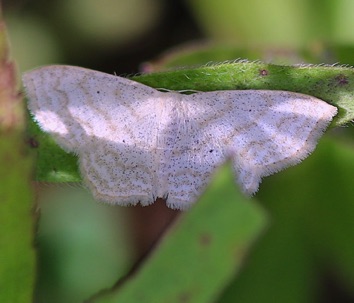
xmin=134 ymin=61 xmax=352 ymax=126
xmin=88 ymin=163 xmax=267 ymax=303
xmin=27 ymin=115 xmax=80 ymax=182
xmin=219 ymin=136 xmax=354 ymax=302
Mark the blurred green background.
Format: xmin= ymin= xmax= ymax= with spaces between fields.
xmin=4 ymin=0 xmax=354 ymax=302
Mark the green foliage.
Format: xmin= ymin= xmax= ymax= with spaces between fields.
xmin=5 ymin=0 xmax=354 ymax=302
xmin=27 ymin=117 xmax=80 ymax=182
xmin=220 ymin=137 xmax=354 ymax=302
xmin=134 ymin=61 xmax=354 ymax=126
xmin=90 ymin=164 xmax=266 ymax=303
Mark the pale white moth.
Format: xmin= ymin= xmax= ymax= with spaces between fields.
xmin=23 ymin=66 xmax=337 ymax=209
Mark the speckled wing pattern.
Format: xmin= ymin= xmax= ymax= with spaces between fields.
xmin=23 ymin=66 xmax=337 ymax=209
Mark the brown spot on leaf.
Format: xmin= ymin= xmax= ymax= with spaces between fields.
xmin=178 ymin=291 xmax=192 ymax=303
xmin=334 ymin=74 xmax=349 ymax=86
xmin=199 ymin=233 xmax=212 ymax=247
xmin=259 ymin=69 xmax=269 ymax=76
xmin=28 ymin=137 xmax=39 ymax=148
